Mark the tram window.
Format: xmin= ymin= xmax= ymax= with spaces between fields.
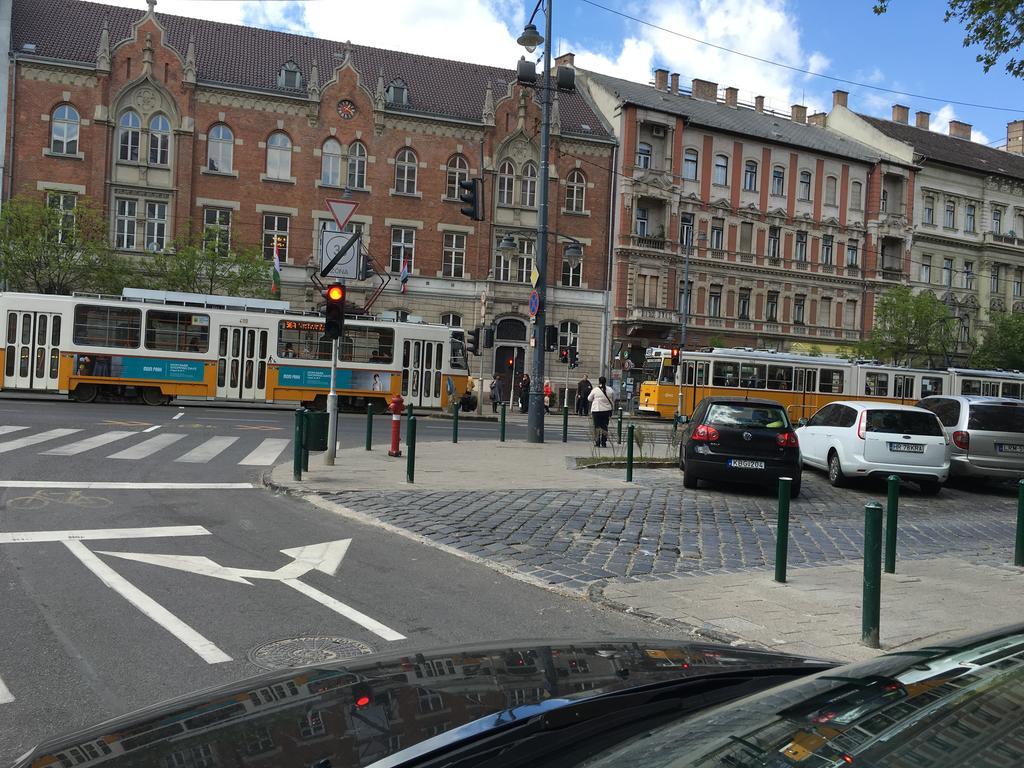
xmin=277 ymin=321 xmax=331 ymax=360
xmin=144 ymin=310 xmax=210 ymax=353
xmin=337 ymin=327 xmax=395 ymax=364
xmin=894 ymin=375 xmax=915 ymax=400
xmin=712 ymin=361 xmax=739 ymax=387
xmin=983 ymin=381 xmax=1000 ymax=396
xmin=794 ymin=370 xmax=816 ymax=392
xmin=51 ymin=316 xmax=61 ymax=346
xmin=5 ymin=313 xmax=15 ymax=344
xmin=73 ymin=305 xmax=141 ymax=348
xmin=37 ymin=315 xmax=47 ymax=346
xmin=695 ymin=363 xmax=708 ymax=386
xmin=921 ymin=376 xmax=943 ymax=397
xmin=217 ymin=359 xmax=225 ymax=387
xmin=767 ymin=365 xmax=793 ymax=390
xmin=1002 ymin=382 xmax=1022 ymax=399
xmin=864 ymin=372 xmax=889 ymax=396
xmin=449 ymin=337 xmax=469 ymax=370
xmin=819 ymin=368 xmax=844 ymax=393
xmin=258 ymin=331 xmax=268 ymax=359
xmin=739 ymin=363 xmax=766 ymax=388
xmin=961 ymin=379 xmax=982 ymax=395
xmin=20 ymin=314 xmax=29 ymax=344
xmin=4 ymin=346 xmax=12 ymax=377
xmin=660 ymin=364 xmax=676 ymax=383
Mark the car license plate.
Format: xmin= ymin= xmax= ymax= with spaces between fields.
xmin=728 ymin=459 xmax=765 ymax=469
xmin=997 ymin=443 xmax=1024 ymax=454
xmin=888 ymin=442 xmax=924 ymax=453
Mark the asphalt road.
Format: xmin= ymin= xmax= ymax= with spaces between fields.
xmin=0 ymin=396 xmax=671 ymax=763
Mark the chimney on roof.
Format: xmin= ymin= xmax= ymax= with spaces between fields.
xmin=554 ymin=52 xmax=575 ymax=68
xmin=654 ymin=68 xmax=669 ymax=91
xmin=891 ymin=104 xmax=909 ymax=124
xmin=1006 ymin=120 xmax=1024 ymax=155
xmin=724 ymin=87 xmax=738 ymax=107
xmin=808 ymin=112 xmax=826 ymax=127
xmin=670 ymin=72 xmax=679 ymax=93
xmin=692 ymin=78 xmax=717 ymax=102
xmin=949 ymin=120 xmax=972 ymax=140
xmin=915 ymin=111 xmax=930 ymax=130
xmin=791 ymin=104 xmax=807 ymax=124
xmin=832 ymin=89 xmax=848 ymax=108
xmin=754 ymin=95 xmax=764 ymax=113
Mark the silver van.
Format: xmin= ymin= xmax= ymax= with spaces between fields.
xmin=915 ymin=395 xmax=1024 ymax=481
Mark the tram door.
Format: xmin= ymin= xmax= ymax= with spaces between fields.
xmin=402 ymin=338 xmax=442 ymax=408
xmin=216 ymin=326 xmax=269 ymax=401
xmin=4 ymin=311 xmax=61 ymax=391
xmin=680 ymin=360 xmax=710 ymax=416
xmin=792 ymin=368 xmax=818 ymax=422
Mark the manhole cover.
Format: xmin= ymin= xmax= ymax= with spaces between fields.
xmin=248 ymin=636 xmax=374 ymax=670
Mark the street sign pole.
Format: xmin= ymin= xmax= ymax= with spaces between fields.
xmin=325 ymin=337 xmax=339 ymax=465
xmin=478 ymin=290 xmax=487 ymax=415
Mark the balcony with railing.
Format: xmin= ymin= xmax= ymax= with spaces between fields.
xmin=630 ymin=234 xmax=669 ymax=251
xmin=986 ymin=231 xmax=1023 ymax=248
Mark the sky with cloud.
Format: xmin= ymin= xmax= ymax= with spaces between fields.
xmin=97 ymin=0 xmax=1023 ymax=147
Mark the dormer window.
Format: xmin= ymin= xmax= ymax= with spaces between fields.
xmin=278 ymin=61 xmax=302 ymax=89
xmin=386 ymin=79 xmax=409 ymax=106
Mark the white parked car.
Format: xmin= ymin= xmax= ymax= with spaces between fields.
xmin=796 ymin=401 xmax=950 ymax=494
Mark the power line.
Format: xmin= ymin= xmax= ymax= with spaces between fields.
xmin=578 ymin=0 xmax=1024 ymax=115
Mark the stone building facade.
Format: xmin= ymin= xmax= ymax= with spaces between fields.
xmin=8 ymin=0 xmax=615 ymax=389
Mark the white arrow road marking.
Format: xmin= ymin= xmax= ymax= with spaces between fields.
xmin=0 ymin=481 xmax=255 ymax=489
xmin=0 ymin=674 xmax=13 ymax=704
xmin=0 ymin=526 xmax=210 ymax=544
xmin=100 ymin=539 xmax=406 ymax=642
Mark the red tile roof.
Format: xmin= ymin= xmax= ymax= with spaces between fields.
xmin=13 ymin=0 xmax=611 ymax=139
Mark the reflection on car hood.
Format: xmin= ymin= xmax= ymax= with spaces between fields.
xmin=12 ymin=639 xmax=828 ymax=768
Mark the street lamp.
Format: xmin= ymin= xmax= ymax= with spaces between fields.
xmin=677 ymin=230 xmax=707 ymax=421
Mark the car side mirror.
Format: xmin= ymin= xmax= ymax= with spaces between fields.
xmin=798 ymin=418 xmax=808 ymax=427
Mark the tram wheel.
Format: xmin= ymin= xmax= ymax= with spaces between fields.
xmin=71 ymin=383 xmax=98 ymax=403
xmin=141 ymin=387 xmax=168 ymax=406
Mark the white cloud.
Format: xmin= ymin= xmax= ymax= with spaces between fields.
xmin=931 ymin=103 xmax=992 ymax=145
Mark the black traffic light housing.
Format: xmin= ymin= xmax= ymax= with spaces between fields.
xmin=671 ymin=348 xmax=680 ymax=365
xmin=459 ymin=178 xmax=484 ymax=221
xmin=544 ymin=324 xmax=558 ymax=352
xmin=568 ymin=347 xmax=579 ymax=369
xmin=559 ymin=346 xmax=569 ymax=364
xmin=324 ymin=283 xmax=345 ymax=341
xmin=483 ymin=326 xmax=495 ymax=349
xmin=351 ymin=682 xmax=373 ymax=710
xmin=466 ymin=327 xmax=481 ymax=355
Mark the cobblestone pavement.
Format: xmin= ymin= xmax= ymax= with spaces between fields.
xmin=323 ymin=469 xmax=1020 ymax=593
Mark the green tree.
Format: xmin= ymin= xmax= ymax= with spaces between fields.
xmin=974 ymin=312 xmax=1024 ymax=369
xmin=0 ymin=195 xmax=131 ymax=295
xmin=859 ymin=286 xmax=958 ymax=366
xmin=139 ymin=229 xmax=271 ymax=297
xmin=874 ymin=1 xmax=1024 ymax=78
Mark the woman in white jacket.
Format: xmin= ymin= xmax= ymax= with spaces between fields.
xmin=588 ymin=376 xmax=614 ymax=447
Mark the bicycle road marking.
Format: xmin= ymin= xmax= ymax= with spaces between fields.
xmin=6 ymin=490 xmax=112 ymax=510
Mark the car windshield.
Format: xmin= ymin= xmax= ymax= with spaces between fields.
xmin=968 ymin=404 xmax=1024 ymax=432
xmin=705 ymin=404 xmax=788 ymax=429
xmin=866 ymin=409 xmax=943 ymax=436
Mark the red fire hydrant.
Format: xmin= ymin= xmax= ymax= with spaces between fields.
xmin=387 ymin=393 xmax=405 ymax=457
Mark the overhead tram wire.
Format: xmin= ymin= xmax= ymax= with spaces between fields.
xmin=577 ymin=0 xmax=1024 ymax=115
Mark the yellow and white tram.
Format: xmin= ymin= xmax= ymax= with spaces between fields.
xmin=638 ymin=347 xmax=1024 ymax=422
xmin=0 ymin=290 xmax=471 ymax=410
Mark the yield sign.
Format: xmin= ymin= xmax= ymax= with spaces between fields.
xmin=326 ymin=198 xmax=358 ymax=230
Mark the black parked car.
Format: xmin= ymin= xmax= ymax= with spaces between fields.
xmin=679 ymin=396 xmax=802 ymax=496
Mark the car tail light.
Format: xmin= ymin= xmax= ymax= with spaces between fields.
xmin=856 ymin=411 xmax=867 ymax=439
xmin=952 ymin=430 xmax=970 ymax=450
xmin=776 ymin=431 xmax=799 ymax=448
xmin=692 ymin=424 xmax=720 ymax=442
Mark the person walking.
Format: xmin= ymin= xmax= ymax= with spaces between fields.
xmin=576 ymin=375 xmax=592 ymax=416
xmin=543 ymin=380 xmax=553 ymax=414
xmin=518 ymin=373 xmax=531 ymax=413
xmin=588 ymin=375 xmax=614 ymax=447
xmin=489 ymin=375 xmax=503 ymax=414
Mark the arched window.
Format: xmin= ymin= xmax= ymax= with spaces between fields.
xmin=394 ymin=148 xmax=417 ymax=194
xmin=148 ymin=114 xmax=170 ymax=165
xmin=496 ymin=317 xmax=527 ymax=341
xmin=636 ymin=142 xmax=652 ymax=169
xmin=850 ymin=181 xmax=863 ymax=210
xmin=683 ymin=148 xmax=698 ymax=181
xmin=207 ymin=123 xmax=233 ymax=172
xmin=798 ymin=170 xmax=812 ymax=201
xmin=445 ymin=154 xmax=469 ymax=199
xmin=278 ymin=61 xmax=302 ymax=89
xmin=347 ymin=141 xmax=367 ymax=189
xmin=441 ymin=313 xmax=462 ymax=327
xmin=713 ymin=154 xmax=729 ymax=185
xmin=825 ymin=176 xmax=838 ymax=206
xmin=118 ymin=110 xmax=141 ymax=162
xmin=266 ymin=131 xmax=292 ymax=179
xmin=771 ymin=165 xmax=785 ymax=196
xmin=565 ymin=170 xmax=586 ymax=213
xmin=321 ymin=138 xmax=342 ymax=186
xmin=561 ymin=243 xmax=583 ymax=287
xmin=558 ymin=320 xmax=580 ymax=349
xmin=743 ymin=160 xmax=757 ymax=191
xmin=497 ymin=160 xmax=515 ymax=206
xmin=386 ymin=79 xmax=408 ymax=106
xmin=520 ymin=162 xmax=538 ymax=207
xmin=50 ymin=104 xmax=79 ymax=155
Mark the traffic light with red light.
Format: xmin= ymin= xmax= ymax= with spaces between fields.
xmin=671 ymin=348 xmax=680 ymax=365
xmin=559 ymin=346 xmax=569 ymax=364
xmin=324 ymin=283 xmax=346 ymax=340
xmin=351 ymin=682 xmax=372 ymax=709
xmin=568 ymin=347 xmax=579 ymax=369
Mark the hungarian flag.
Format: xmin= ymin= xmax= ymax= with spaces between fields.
xmin=271 ymin=237 xmax=282 ymax=298
xmin=400 ymin=256 xmax=409 ymax=294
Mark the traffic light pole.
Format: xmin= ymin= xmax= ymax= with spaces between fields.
xmin=325 ymin=337 xmax=339 ymax=465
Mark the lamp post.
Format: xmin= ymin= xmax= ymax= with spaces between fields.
xmin=676 ymin=231 xmax=706 ymax=421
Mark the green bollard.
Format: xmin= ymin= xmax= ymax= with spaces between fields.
xmin=365 ymin=403 xmax=373 ymax=451
xmin=452 ymin=405 xmax=459 ymax=444
xmin=863 ymin=502 xmax=883 ymax=649
xmin=406 ymin=415 xmax=417 ymax=483
xmin=626 ymin=424 xmax=635 ymax=482
xmin=292 ymin=407 xmax=305 ymax=481
xmin=774 ymin=477 xmax=792 ymax=583
xmin=1016 ymin=480 xmax=1024 ymax=567
xmin=499 ymin=403 xmax=506 ymax=442
xmin=617 ymin=408 xmax=623 ymax=445
xmin=301 ymin=409 xmax=309 ymax=471
xmin=562 ymin=405 xmax=569 ymax=443
xmin=885 ymin=474 xmax=899 ymax=574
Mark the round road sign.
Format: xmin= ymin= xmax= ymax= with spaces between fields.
xmin=528 ymin=289 xmax=540 ymax=316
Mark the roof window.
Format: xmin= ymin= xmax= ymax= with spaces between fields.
xmin=278 ymin=61 xmax=302 ymax=89
xmin=386 ymin=78 xmax=409 ymax=106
